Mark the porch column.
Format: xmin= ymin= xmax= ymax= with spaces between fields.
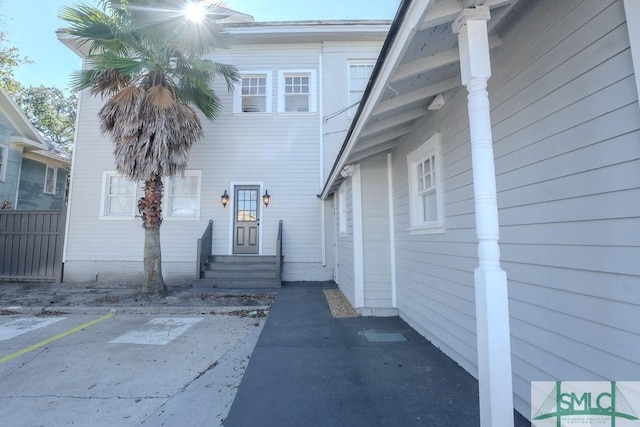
xmin=453 ymin=7 xmax=514 ymax=427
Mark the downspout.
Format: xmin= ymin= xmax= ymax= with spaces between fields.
xmin=319 ymin=45 xmax=327 ymax=266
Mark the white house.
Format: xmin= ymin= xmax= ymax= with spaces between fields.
xmin=58 ymin=11 xmax=389 ymax=285
xmin=320 ymin=0 xmax=640 ymax=424
xmin=61 ymin=0 xmax=640 ymax=423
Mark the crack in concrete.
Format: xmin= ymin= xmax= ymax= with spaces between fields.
xmin=0 ymin=394 xmax=170 ymax=400
xmin=0 ymin=347 xmax=46 ymax=382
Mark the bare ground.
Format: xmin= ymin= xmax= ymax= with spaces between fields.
xmin=0 ymin=281 xmax=275 ymax=311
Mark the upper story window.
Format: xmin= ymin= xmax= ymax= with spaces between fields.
xmin=407 ymin=132 xmax=444 ymax=234
xmin=165 ymin=171 xmax=201 ymax=219
xmin=348 ymin=61 xmax=375 ymax=118
xmin=101 ymin=172 xmax=137 ymax=219
xmin=44 ymin=165 xmax=57 ymax=195
xmin=0 ymin=146 xmax=7 ymax=182
xmin=234 ymin=71 xmax=272 ymax=114
xmin=278 ymin=70 xmax=316 ymax=113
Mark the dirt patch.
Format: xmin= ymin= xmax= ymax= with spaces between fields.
xmin=0 ymin=282 xmax=276 ymax=310
xmin=323 ymin=289 xmax=358 ymax=318
xmin=225 ymin=309 xmax=269 ymax=318
xmin=36 ymin=310 xmax=70 ymax=317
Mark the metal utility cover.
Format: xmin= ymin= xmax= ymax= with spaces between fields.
xmin=360 ymin=331 xmax=408 ymax=343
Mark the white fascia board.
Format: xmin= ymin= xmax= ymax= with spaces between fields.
xmin=9 ymin=135 xmax=42 ymax=151
xmin=22 ymin=150 xmax=71 ymax=168
xmin=623 ymin=0 xmax=640 ymax=112
xmin=320 ymin=0 xmax=435 ymax=200
xmin=227 ymin=22 xmax=390 ymax=36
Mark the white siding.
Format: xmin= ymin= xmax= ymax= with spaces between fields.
xmin=65 ymin=43 xmax=332 ymax=282
xmin=389 ymin=0 xmax=640 ymax=417
xmin=336 ymin=178 xmax=355 ymax=303
xmin=360 ymin=153 xmax=392 ymax=308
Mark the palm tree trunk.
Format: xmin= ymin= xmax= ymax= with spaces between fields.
xmin=139 ymin=174 xmax=167 ymax=295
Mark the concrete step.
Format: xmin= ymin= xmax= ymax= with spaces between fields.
xmin=209 ymin=255 xmax=277 ymax=264
xmin=197 ymin=278 xmax=282 ymax=289
xmin=205 ymin=263 xmax=277 ymax=272
xmin=202 ymin=269 xmax=277 ymax=280
xmin=199 ymin=255 xmax=281 ymax=287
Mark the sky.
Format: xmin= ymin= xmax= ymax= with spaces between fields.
xmin=1 ymin=0 xmax=400 ymax=93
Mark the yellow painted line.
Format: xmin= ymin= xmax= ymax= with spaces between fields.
xmin=0 ymin=312 xmax=115 ymax=365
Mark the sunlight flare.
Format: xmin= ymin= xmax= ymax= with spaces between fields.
xmin=184 ymin=2 xmax=206 ymax=22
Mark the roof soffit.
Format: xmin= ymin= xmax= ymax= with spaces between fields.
xmin=320 ymin=0 xmax=525 ymax=198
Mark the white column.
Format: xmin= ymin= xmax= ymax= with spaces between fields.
xmin=453 ymin=7 xmax=514 ymax=427
xmin=351 ymin=164 xmax=365 ymax=308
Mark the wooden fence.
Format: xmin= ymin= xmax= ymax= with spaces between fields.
xmin=0 ymin=210 xmax=66 ymax=282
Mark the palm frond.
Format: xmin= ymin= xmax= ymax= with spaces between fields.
xmin=214 ymin=62 xmax=239 ymax=92
xmin=59 ymin=4 xmax=122 ymax=56
xmin=62 ymin=0 xmax=238 ymax=182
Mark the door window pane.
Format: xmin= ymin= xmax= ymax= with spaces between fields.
xmin=237 ymin=189 xmax=258 ymax=222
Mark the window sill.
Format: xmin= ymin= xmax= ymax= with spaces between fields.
xmin=276 ymin=112 xmax=316 ymax=116
xmin=407 ymin=224 xmax=445 ymax=235
xmin=165 ymin=216 xmax=200 ymax=221
xmin=99 ymin=216 xmax=137 ymax=220
xmin=232 ymin=112 xmax=272 ymax=116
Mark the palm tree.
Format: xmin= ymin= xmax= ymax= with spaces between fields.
xmin=60 ymin=0 xmax=238 ymax=295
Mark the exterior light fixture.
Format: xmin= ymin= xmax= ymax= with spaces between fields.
xmin=221 ymin=190 xmax=229 ymax=208
xmin=262 ymin=190 xmax=271 ymax=207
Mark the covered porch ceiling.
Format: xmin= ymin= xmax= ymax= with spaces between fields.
xmin=320 ymin=0 xmax=524 ymax=198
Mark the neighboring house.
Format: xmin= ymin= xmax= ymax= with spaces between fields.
xmin=320 ymin=0 xmax=640 ymax=424
xmin=0 ymin=89 xmax=70 ymax=211
xmin=58 ymin=11 xmax=389 ymax=283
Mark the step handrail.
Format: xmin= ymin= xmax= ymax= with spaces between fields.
xmin=276 ymin=220 xmax=283 ymax=281
xmin=196 ymin=220 xmax=213 ymax=279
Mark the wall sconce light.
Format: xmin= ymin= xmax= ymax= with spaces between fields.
xmin=221 ymin=190 xmax=229 ymax=208
xmin=262 ymin=190 xmax=271 ymax=207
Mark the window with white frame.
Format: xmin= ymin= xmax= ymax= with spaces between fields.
xmin=348 ymin=61 xmax=375 ymax=117
xmin=278 ymin=70 xmax=316 ymax=113
xmin=0 ymin=146 xmax=7 ymax=182
xmin=338 ymin=182 xmax=347 ymax=234
xmin=234 ymin=72 xmax=272 ymax=113
xmin=165 ymin=171 xmax=201 ymax=218
xmin=407 ymin=132 xmax=444 ymax=234
xmin=44 ymin=165 xmax=57 ymax=195
xmin=101 ymin=172 xmax=137 ymax=218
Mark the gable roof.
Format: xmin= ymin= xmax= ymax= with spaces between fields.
xmin=320 ymin=0 xmax=525 ymax=199
xmin=0 ymin=89 xmax=71 ymax=166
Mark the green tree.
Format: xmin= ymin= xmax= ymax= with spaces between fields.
xmin=0 ymin=28 xmax=75 ymax=153
xmin=0 ymin=31 xmax=30 ymax=94
xmin=11 ymin=86 xmax=77 ymax=152
xmin=59 ymin=0 xmax=238 ymax=295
